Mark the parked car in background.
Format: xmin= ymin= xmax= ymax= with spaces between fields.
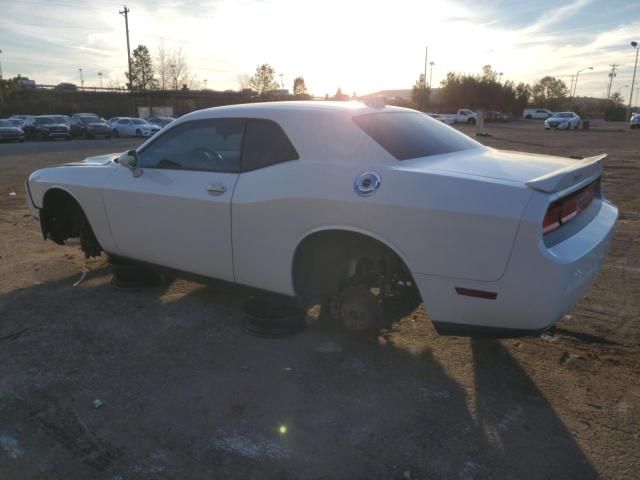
xmin=428 ymin=113 xmax=456 ymax=125
xmin=544 ymin=112 xmax=580 ymax=130
xmin=454 ymin=109 xmax=476 ymax=124
xmin=17 ymin=78 xmax=36 ymax=89
xmin=71 ymin=113 xmax=112 ymax=139
xmin=107 ymin=117 xmax=122 ymax=128
xmin=55 ymin=82 xmax=78 ymax=91
xmin=6 ymin=118 xmax=25 ymax=128
xmin=630 ymin=113 xmax=640 ymax=129
xmin=19 ymin=116 xmax=39 ymax=139
xmin=111 ymin=118 xmax=161 ymax=138
xmin=48 ymin=115 xmax=71 ymax=126
xmin=523 ymin=108 xmax=553 ymax=119
xmin=25 ymin=101 xmax=617 ymax=337
xmin=146 ymin=116 xmax=176 ymax=128
xmin=0 ymin=119 xmax=25 ymax=142
xmin=33 ymin=115 xmax=71 ymax=140
xmin=485 ymin=111 xmax=509 ymax=122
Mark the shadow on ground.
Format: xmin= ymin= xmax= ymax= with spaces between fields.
xmin=0 ymin=268 xmax=597 ymax=479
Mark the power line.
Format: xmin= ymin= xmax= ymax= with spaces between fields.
xmin=0 ymin=21 xmax=114 ymax=31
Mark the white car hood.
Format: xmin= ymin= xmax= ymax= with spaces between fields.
xmin=397 ymin=147 xmax=582 ymax=184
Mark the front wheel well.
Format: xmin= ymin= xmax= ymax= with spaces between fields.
xmin=41 ymin=188 xmax=102 ymax=257
xmin=291 ymin=230 xmax=420 ymax=307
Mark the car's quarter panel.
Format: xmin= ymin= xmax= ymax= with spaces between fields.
xmin=26 ymin=161 xmax=120 ymax=253
xmin=229 ymin=109 xmax=535 ymax=294
xmin=102 ymin=167 xmax=238 ymax=282
xmin=415 ymin=193 xmax=617 ymax=332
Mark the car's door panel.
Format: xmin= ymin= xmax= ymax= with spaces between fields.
xmin=103 ymin=168 xmax=238 ymax=280
xmin=102 ymin=118 xmax=244 ymax=282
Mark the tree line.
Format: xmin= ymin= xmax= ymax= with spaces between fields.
xmin=126 ymin=45 xmax=310 ymax=98
xmin=409 ymin=65 xmax=625 ymax=117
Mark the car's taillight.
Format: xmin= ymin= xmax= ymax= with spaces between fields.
xmin=542 ymin=181 xmax=596 ymax=235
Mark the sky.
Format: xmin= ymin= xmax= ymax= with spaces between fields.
xmin=1 ymin=0 xmax=639 ymax=101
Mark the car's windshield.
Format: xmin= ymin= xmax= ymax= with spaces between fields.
xmin=554 ymin=113 xmax=573 ymax=118
xmin=36 ymin=117 xmax=56 ymax=125
xmin=0 ymin=120 xmax=11 ymax=127
xmin=51 ymin=116 xmax=68 ymax=124
xmin=353 ymin=112 xmax=481 ymax=161
xmin=132 ymin=119 xmax=148 ymax=125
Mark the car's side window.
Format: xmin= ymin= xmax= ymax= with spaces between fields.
xmin=241 ymin=119 xmax=299 ymax=172
xmin=138 ymin=119 xmax=244 ymax=173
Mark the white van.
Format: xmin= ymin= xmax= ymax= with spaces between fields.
xmin=523 ymin=108 xmax=553 ymax=119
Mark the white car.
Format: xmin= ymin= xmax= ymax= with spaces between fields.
xmin=112 ymin=117 xmax=161 ymax=138
xmin=455 ymin=108 xmax=476 ymax=124
xmin=523 ymin=108 xmax=553 ymax=119
xmin=25 ymin=101 xmax=617 ymax=336
xmin=545 ymin=112 xmax=581 ymax=130
xmin=630 ymin=113 xmax=640 ymax=129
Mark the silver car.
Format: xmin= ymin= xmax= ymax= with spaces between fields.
xmin=112 ymin=118 xmax=161 ymax=138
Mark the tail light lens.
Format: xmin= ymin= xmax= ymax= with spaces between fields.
xmin=543 ymin=181 xmax=596 ymax=235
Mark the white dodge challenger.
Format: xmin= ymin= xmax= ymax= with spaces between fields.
xmin=25 ymin=101 xmax=618 ymax=336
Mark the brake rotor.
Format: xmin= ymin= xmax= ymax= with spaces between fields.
xmin=339 ymin=285 xmax=382 ymax=332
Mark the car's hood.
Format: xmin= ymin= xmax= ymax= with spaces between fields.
xmin=41 ymin=123 xmax=69 ymax=128
xmin=546 ymin=116 xmax=571 ymax=121
xmin=397 ymin=147 xmax=584 ymax=185
xmin=0 ymin=127 xmax=23 ymax=133
xmin=62 ymin=153 xmax=119 ymax=167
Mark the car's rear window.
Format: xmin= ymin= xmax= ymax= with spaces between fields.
xmin=353 ymin=112 xmax=480 ymax=160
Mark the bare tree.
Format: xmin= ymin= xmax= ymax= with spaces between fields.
xmin=156 ymin=41 xmax=169 ymax=90
xmin=238 ymin=74 xmax=251 ymax=91
xmin=156 ymin=45 xmax=192 ymax=90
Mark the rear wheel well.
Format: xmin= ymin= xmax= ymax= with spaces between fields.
xmin=41 ymin=189 xmax=102 ymax=257
xmin=292 ymin=230 xmax=419 ymax=307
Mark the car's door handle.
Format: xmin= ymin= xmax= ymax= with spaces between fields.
xmin=207 ymin=184 xmax=227 ymax=195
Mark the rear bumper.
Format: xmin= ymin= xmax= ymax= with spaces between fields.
xmin=415 ymin=200 xmax=618 ymax=336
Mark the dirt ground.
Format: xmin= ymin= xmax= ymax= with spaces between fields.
xmin=0 ymin=121 xmax=638 ymax=480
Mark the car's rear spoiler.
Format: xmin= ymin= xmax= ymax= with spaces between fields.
xmin=525 ymin=154 xmax=606 ymax=193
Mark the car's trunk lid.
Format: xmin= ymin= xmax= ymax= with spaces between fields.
xmin=397 ymin=147 xmax=604 ymax=193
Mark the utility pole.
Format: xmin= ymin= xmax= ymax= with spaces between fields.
xmin=119 ymin=5 xmax=132 ymax=92
xmin=606 ymin=64 xmax=618 ymax=98
xmin=0 ymin=49 xmax=3 ymax=80
xmin=569 ymin=75 xmax=575 ymax=100
xmin=629 ymin=41 xmax=639 ymax=117
xmin=203 ymin=78 xmax=207 ymax=89
xmin=78 ymin=68 xmax=84 ymax=88
xmin=279 ymin=73 xmax=284 ymax=89
xmin=423 ymin=46 xmax=428 ymax=85
xmin=98 ymin=72 xmax=103 ymax=89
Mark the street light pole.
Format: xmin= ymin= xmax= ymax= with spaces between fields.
xmin=78 ymin=68 xmax=84 ymax=88
xmin=98 ymin=72 xmax=103 ymax=89
xmin=628 ymin=41 xmax=639 ymax=117
xmin=0 ymin=49 xmax=3 ymax=80
xmin=423 ymin=46 xmax=428 ymax=85
xmin=570 ymin=67 xmax=593 ymax=108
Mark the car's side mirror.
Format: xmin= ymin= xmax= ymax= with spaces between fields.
xmin=117 ymin=150 xmax=143 ymax=177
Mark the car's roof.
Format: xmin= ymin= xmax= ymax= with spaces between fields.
xmin=183 ymin=101 xmax=412 ymax=122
